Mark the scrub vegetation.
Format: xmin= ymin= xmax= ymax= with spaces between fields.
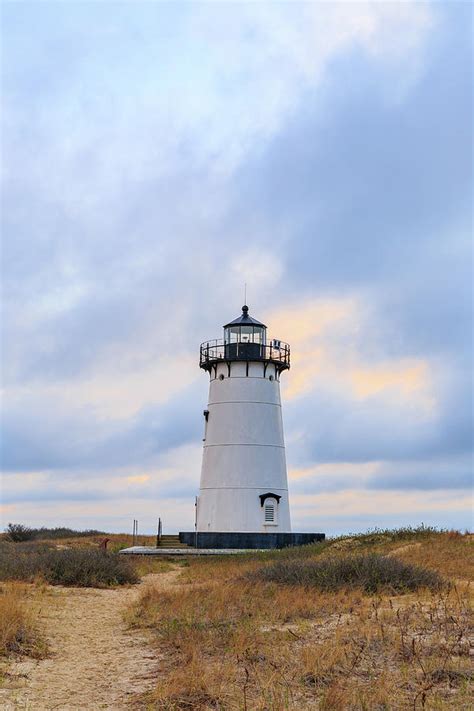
xmin=0 ymin=542 xmax=139 ymax=587
xmin=127 ymin=527 xmax=473 ymax=710
xmin=1 ymin=523 xmax=158 ymax=551
xmin=249 ymin=552 xmax=444 ymax=593
xmin=3 ymin=523 xmax=106 ymax=542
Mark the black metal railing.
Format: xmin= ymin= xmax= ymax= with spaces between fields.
xmin=200 ymin=338 xmax=290 ymax=370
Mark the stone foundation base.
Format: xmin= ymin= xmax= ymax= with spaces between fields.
xmin=179 ymin=531 xmax=325 ymax=549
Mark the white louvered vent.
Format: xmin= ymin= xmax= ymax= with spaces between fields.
xmin=264 ymin=503 xmax=275 ymax=522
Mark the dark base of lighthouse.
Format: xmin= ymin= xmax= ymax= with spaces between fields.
xmin=179 ymin=531 xmax=325 ymax=550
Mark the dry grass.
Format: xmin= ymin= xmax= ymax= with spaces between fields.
xmin=0 ymin=583 xmax=47 ymax=659
xmin=128 ymin=530 xmax=473 ymax=710
xmin=33 ymin=532 xmax=157 ymax=551
xmin=384 ymin=531 xmax=474 ymax=580
xmin=131 ymin=557 xmax=177 ymax=578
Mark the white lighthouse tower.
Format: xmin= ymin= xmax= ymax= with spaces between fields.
xmin=196 ymin=305 xmax=291 ymax=540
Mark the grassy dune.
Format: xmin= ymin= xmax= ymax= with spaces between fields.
xmin=0 ymin=527 xmax=157 ymax=552
xmin=0 ymin=583 xmax=47 ymax=660
xmin=1 ymin=526 xmax=471 ymax=708
xmin=127 ymin=528 xmax=473 ymax=710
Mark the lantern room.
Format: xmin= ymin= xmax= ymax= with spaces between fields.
xmin=223 ymin=305 xmax=266 ymax=359
xmin=199 ymin=305 xmax=290 ymax=372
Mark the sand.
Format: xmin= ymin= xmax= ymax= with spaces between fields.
xmin=0 ymin=568 xmax=180 ymax=710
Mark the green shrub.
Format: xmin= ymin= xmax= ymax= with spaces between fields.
xmin=249 ymin=553 xmax=444 ymax=593
xmin=0 ymin=543 xmax=138 ymax=587
xmin=3 ymin=524 xmax=106 ymax=541
xmin=338 ymin=524 xmax=442 ymax=544
xmin=31 ymin=526 xmax=106 ymax=540
xmin=5 ymin=523 xmax=36 ymax=542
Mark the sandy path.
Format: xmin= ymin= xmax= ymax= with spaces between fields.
xmin=0 ymin=567 xmax=181 ymax=710
xmin=386 ymin=542 xmax=422 ymax=557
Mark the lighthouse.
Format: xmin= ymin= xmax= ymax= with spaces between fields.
xmin=197 ymin=304 xmax=291 ymax=539
xmin=178 ymin=305 xmax=323 ymax=549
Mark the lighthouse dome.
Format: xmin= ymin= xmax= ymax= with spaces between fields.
xmin=199 ymin=305 xmax=290 ymax=372
xmin=223 ymin=305 xmax=266 ymax=329
xmin=224 ymin=305 xmax=267 ymax=352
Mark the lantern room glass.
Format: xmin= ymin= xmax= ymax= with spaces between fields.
xmin=224 ymin=325 xmax=266 ymax=345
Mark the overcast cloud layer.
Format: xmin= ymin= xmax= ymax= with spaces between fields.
xmin=1 ymin=1 xmax=472 ymax=535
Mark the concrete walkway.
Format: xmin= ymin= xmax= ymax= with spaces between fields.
xmin=119 ymin=546 xmax=259 ymax=555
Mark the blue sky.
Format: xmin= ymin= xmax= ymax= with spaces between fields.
xmin=1 ymin=1 xmax=472 ymax=535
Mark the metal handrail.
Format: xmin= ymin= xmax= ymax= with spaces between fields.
xmin=199 ymin=338 xmax=290 ymax=370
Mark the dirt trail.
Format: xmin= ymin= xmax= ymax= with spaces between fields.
xmin=0 ymin=567 xmax=181 ymax=710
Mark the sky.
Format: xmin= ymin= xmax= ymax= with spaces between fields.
xmin=1 ymin=1 xmax=472 ymax=536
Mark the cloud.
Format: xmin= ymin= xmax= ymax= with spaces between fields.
xmin=7 ymin=353 xmax=199 ymax=420
xmin=289 ymin=456 xmax=473 ymax=494
xmin=1 ymin=382 xmax=204 ymax=473
xmin=292 ymin=489 xmax=472 ymax=519
xmin=1 ymin=1 xmax=471 ymax=533
xmin=127 ymin=474 xmax=151 ymax=485
xmin=265 ymin=297 xmax=435 ymax=412
xmin=350 ymin=361 xmax=429 ymax=399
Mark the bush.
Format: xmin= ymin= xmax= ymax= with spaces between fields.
xmin=365 ymin=524 xmax=441 ymax=542
xmin=249 ymin=553 xmax=444 ymax=593
xmin=0 ymin=543 xmax=139 ymax=587
xmin=5 ymin=523 xmax=36 ymax=542
xmin=3 ymin=524 xmax=106 ymax=541
xmin=30 ymin=526 xmax=106 ymax=540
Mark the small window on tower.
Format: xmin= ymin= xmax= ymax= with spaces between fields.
xmin=219 ymin=374 xmax=225 ymax=381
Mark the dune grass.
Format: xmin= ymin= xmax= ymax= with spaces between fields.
xmin=0 ymin=584 xmax=47 ymax=659
xmin=128 ymin=528 xmax=473 ymax=710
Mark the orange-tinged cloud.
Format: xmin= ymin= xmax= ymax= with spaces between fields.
xmin=265 ymin=296 xmax=436 ymax=415
xmin=126 ymin=474 xmax=151 ymax=484
xmin=289 ymin=461 xmax=381 ymax=482
xmin=283 ymin=347 xmax=326 ymax=399
xmin=350 ymin=360 xmax=429 ymax=398
xmin=265 ymin=296 xmax=359 ymax=400
xmin=0 ymin=504 xmax=17 ymax=514
xmin=266 ymin=298 xmax=357 ymax=346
